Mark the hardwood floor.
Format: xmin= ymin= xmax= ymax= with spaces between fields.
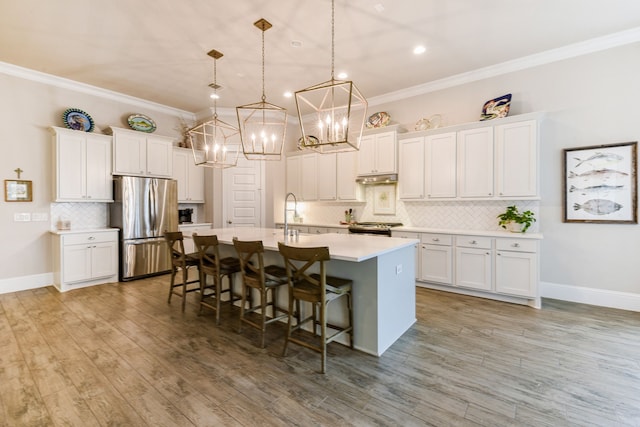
xmin=1 ymin=276 xmax=639 ymax=426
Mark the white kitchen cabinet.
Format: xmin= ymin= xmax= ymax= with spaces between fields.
xmin=358 ymin=130 xmax=397 ymax=175
xmin=316 ymin=153 xmax=337 ymax=200
xmin=495 ymin=120 xmax=538 ymax=198
xmin=51 ymin=126 xmax=112 ymax=202
xmin=336 ymin=150 xmax=364 ymax=201
xmin=109 ymin=127 xmax=173 ymax=177
xmin=286 ymin=155 xmax=302 ymax=197
xmin=398 ymin=137 xmax=424 ymax=199
xmin=52 ymin=230 xmax=118 ymax=292
xmin=457 ymin=127 xmax=494 ymax=198
xmin=420 ymin=233 xmax=453 ymax=284
xmin=455 ymin=236 xmax=492 ymax=291
xmin=173 ymin=148 xmax=205 ymax=203
xmin=425 ymin=132 xmax=457 ymax=199
xmin=301 ymin=153 xmax=318 ymax=201
xmin=495 ymin=238 xmax=538 ymax=297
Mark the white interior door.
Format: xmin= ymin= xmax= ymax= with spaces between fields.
xmin=223 ymin=152 xmax=264 ymax=228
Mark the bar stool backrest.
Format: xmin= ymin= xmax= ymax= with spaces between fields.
xmin=278 ymin=243 xmax=330 ymax=299
xmin=165 ymin=231 xmax=188 ymax=267
xmin=193 ymin=234 xmax=222 ymax=274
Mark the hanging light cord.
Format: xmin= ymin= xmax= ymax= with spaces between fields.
xmin=261 ymin=25 xmax=266 ymax=103
xmin=212 ymin=57 xmax=218 ymax=119
xmin=331 ymin=0 xmax=335 ymax=81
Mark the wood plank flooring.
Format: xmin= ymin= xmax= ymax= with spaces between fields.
xmin=1 ymin=276 xmax=639 ymax=426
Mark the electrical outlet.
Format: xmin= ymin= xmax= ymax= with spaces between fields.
xmin=396 ymin=264 xmax=402 ymax=275
xmin=32 ymin=213 xmax=49 ymax=221
xmin=14 ymin=213 xmax=31 ymax=222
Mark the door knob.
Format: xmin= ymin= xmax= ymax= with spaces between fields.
xmin=227 ymin=220 xmax=232 ymax=224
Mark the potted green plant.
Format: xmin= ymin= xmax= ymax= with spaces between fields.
xmin=497 ymin=205 xmax=536 ymax=233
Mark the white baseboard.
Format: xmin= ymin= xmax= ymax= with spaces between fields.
xmin=540 ymin=281 xmax=640 ymax=312
xmin=0 ymin=273 xmax=53 ymax=295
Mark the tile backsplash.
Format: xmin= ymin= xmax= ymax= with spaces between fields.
xmin=296 ymin=187 xmax=539 ymax=232
xmin=51 ymin=202 xmax=108 ymax=230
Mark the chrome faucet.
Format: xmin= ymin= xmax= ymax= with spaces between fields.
xmin=284 ymin=192 xmax=298 ymax=237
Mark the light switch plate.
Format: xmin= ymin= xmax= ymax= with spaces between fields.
xmin=14 ymin=213 xmax=31 ymax=222
xmin=32 ymin=213 xmax=49 ymax=221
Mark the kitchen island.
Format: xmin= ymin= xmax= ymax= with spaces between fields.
xmin=193 ymin=227 xmax=418 ymax=356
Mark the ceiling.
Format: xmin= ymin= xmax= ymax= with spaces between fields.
xmin=2 ymin=0 xmax=640 ymax=114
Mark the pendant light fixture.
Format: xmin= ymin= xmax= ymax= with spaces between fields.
xmin=295 ymin=0 xmax=368 ymax=153
xmin=236 ymin=18 xmax=287 ymax=161
xmin=188 ymin=49 xmax=240 ymax=168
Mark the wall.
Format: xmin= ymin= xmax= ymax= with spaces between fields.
xmin=0 ymin=69 xmax=190 ymax=289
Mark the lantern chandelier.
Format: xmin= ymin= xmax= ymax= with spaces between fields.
xmin=187 ymin=49 xmax=240 ymax=168
xmin=295 ymin=0 xmax=368 ymax=153
xmin=236 ymin=18 xmax=287 ymax=161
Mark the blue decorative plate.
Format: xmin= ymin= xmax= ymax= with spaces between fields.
xmin=480 ymin=94 xmax=512 ymax=121
xmin=62 ymin=108 xmax=94 ymax=132
xmin=127 ymin=114 xmax=157 ymax=133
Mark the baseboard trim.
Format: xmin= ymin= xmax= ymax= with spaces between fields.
xmin=540 ymin=281 xmax=640 ymax=312
xmin=0 ymin=273 xmax=54 ymax=295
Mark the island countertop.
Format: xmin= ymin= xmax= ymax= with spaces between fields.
xmin=192 ymin=227 xmax=419 ymax=262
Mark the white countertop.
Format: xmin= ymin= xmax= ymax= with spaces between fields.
xmin=193 ymin=227 xmax=419 ymax=262
xmin=49 ymin=227 xmax=119 ymax=236
xmin=394 ymin=226 xmax=543 ymax=240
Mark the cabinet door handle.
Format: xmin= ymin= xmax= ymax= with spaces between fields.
xmin=512 ymin=243 xmax=520 ymax=248
xmin=486 ymin=252 xmax=490 ymax=255
xmin=497 ymin=253 xmax=501 ymax=256
xmin=88 ymin=236 xmax=96 ymax=240
xmin=432 ymin=238 xmax=439 ymax=242
xmin=470 ymin=240 xmax=477 ymax=244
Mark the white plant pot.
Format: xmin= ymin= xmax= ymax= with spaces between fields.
xmin=505 ymin=221 xmax=525 ymax=233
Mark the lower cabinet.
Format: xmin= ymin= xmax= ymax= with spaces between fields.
xmin=52 ymin=230 xmax=119 ymax=292
xmin=455 ymin=236 xmax=492 ymax=291
xmin=420 ymin=233 xmax=452 ymax=284
xmin=495 ymin=238 xmax=538 ymax=297
xmin=417 ymin=232 xmax=540 ymax=307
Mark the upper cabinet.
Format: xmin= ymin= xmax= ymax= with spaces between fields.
xmin=316 ymin=152 xmax=337 ymax=201
xmin=108 ymin=127 xmax=173 ymax=178
xmin=457 ymin=127 xmax=494 ymax=198
xmin=357 ymin=130 xmax=397 ymax=175
xmin=336 ymin=150 xmax=364 ymax=201
xmin=398 ymin=113 xmax=541 ymax=201
xmin=173 ymin=148 xmax=205 ymax=203
xmin=51 ymin=126 xmax=113 ymax=202
xmin=495 ymin=120 xmax=537 ymax=198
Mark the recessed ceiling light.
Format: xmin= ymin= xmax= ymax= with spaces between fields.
xmin=291 ymin=40 xmax=303 ymax=48
xmin=283 ymin=91 xmax=293 ymax=98
xmin=413 ymin=45 xmax=426 ymax=55
xmin=210 ymin=93 xmax=220 ymax=99
xmin=373 ymin=3 xmax=384 ymax=13
xmin=337 ymin=72 xmax=348 ymax=79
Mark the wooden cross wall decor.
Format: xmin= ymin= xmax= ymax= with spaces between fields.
xmin=14 ymin=168 xmax=23 ymax=179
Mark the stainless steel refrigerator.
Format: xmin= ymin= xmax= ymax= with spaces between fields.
xmin=109 ymin=176 xmax=178 ymax=281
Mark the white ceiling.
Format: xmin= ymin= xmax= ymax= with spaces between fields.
xmin=2 ymin=0 xmax=640 ymax=114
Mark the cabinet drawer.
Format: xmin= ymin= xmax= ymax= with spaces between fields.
xmin=455 ymin=235 xmax=492 ymax=249
xmin=63 ymin=231 xmax=118 ymax=246
xmin=421 ymin=233 xmax=452 ymax=246
xmin=496 ymin=238 xmax=537 ymax=253
xmin=392 ymin=231 xmax=420 ymax=239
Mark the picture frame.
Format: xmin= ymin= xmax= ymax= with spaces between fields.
xmin=373 ymin=184 xmax=396 ymax=215
xmin=4 ymin=179 xmax=33 ymax=202
xmin=563 ymin=141 xmax=637 ymax=223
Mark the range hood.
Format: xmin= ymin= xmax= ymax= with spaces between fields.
xmin=356 ymin=173 xmax=398 ymax=185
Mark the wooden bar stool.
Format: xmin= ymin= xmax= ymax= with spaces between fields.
xmin=278 ymin=242 xmax=354 ymax=374
xmin=233 ymin=238 xmax=289 ymax=348
xmin=164 ymin=231 xmax=201 ymax=312
xmin=193 ymin=233 xmax=242 ymax=325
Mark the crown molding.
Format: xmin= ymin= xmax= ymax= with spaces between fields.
xmin=0 ymin=61 xmax=196 ymax=119
xmin=368 ymin=27 xmax=640 ymax=107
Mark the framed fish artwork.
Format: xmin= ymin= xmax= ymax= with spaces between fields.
xmin=563 ymin=141 xmax=637 ymax=223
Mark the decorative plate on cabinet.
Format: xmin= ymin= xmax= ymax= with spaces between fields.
xmin=297 ymin=135 xmax=319 ymax=149
xmin=366 ymin=111 xmax=391 ymax=128
xmin=62 ymin=108 xmax=95 ymax=132
xmin=127 ymin=114 xmax=157 ymax=133
xmin=415 ymin=114 xmax=442 ymax=131
xmin=480 ymin=93 xmax=511 ymax=121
